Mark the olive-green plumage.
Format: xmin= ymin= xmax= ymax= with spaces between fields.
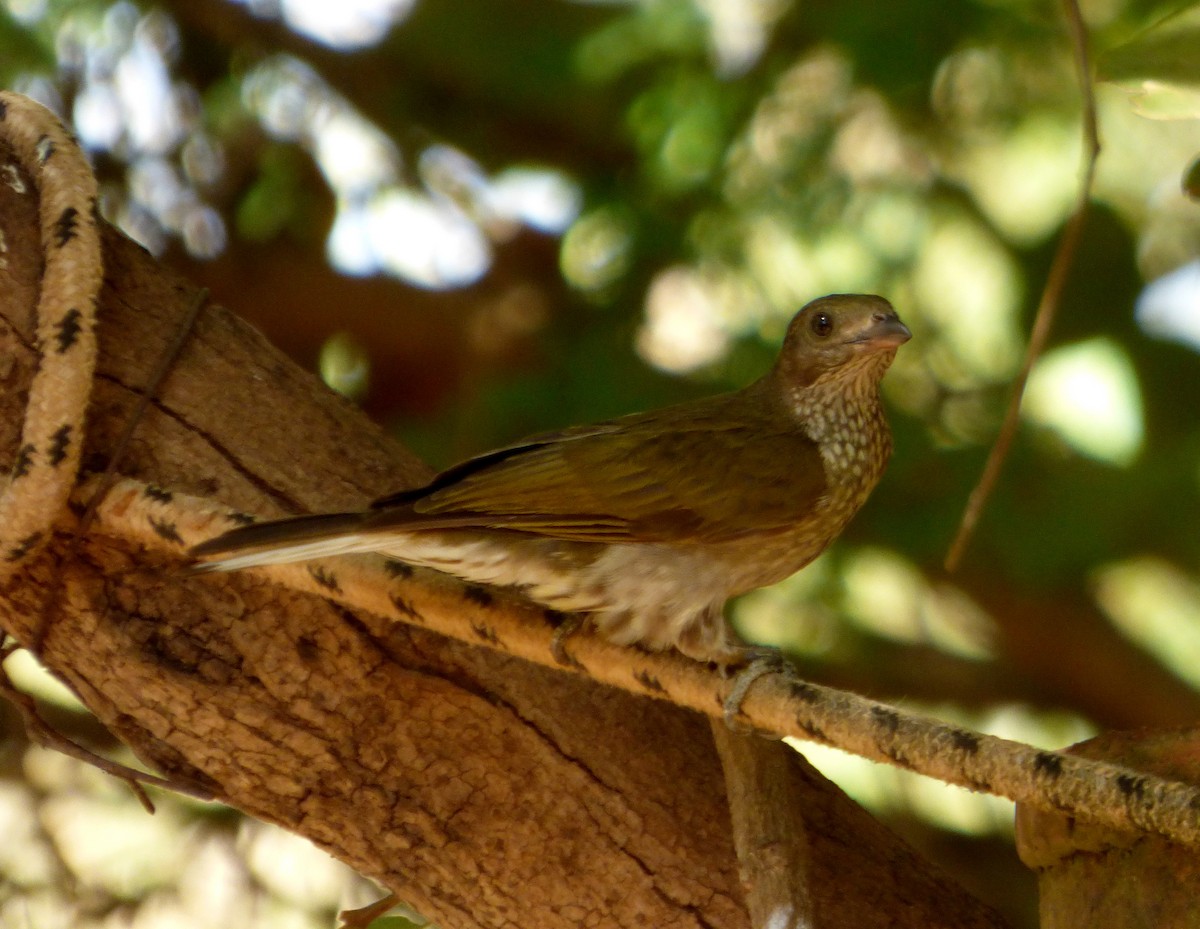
xmin=193 ymin=293 xmax=910 ymax=663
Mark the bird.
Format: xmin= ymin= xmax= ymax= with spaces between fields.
xmin=191 ymin=293 xmax=910 ymax=666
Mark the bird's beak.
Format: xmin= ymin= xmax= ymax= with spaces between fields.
xmin=846 ymin=314 xmax=911 ymax=351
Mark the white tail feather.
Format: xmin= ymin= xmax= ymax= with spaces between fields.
xmin=195 ymin=534 xmax=380 ymax=572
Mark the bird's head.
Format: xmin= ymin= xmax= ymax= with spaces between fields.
xmin=772 ymin=294 xmax=910 ymax=388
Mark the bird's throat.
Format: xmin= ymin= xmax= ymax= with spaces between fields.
xmin=788 ymin=355 xmax=893 ymax=513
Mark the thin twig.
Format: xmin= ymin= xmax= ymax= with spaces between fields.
xmin=78 ymin=287 xmax=209 ymax=536
xmin=339 ymin=893 xmax=401 ymax=929
xmin=945 ymin=0 xmax=1102 ymax=572
xmin=0 ymin=638 xmax=214 ymax=809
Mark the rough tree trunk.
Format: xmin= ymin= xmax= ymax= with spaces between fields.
xmin=0 ymin=134 xmax=1007 ymax=929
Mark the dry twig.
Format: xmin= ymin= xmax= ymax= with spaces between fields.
xmin=946 ymin=0 xmax=1102 ymax=571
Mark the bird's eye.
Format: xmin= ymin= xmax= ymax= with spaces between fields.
xmin=810 ymin=312 xmax=833 ymax=337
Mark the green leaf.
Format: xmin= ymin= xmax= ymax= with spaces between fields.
xmin=1101 ymin=2 xmax=1200 ymax=87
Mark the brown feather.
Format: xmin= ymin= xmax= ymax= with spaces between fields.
xmin=359 ymin=386 xmax=828 ymax=545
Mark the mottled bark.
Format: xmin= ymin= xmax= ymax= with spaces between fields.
xmin=0 ymin=136 xmax=1006 ymax=929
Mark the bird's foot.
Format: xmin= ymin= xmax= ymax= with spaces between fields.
xmin=547 ymin=611 xmax=586 ymax=668
xmin=721 ymin=648 xmax=791 ymax=735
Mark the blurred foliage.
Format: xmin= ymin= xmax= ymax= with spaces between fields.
xmin=3 ymin=0 xmax=1200 ymax=926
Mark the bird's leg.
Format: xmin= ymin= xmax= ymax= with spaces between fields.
xmin=674 ymin=605 xmax=793 ymax=730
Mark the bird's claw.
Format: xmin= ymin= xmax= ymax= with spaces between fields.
xmin=721 ymin=650 xmax=790 ymax=735
xmin=549 ymin=613 xmax=586 ymax=668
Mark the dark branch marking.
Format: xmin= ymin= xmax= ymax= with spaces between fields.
xmin=1034 ymin=752 xmax=1064 ymax=778
xmin=54 ymin=308 xmax=83 ymax=353
xmin=787 ymin=681 xmax=823 ymax=705
xmin=53 ymin=206 xmax=79 ymax=247
xmin=308 ymin=565 xmax=340 ymax=593
xmin=7 ymin=531 xmax=43 ymax=562
xmin=950 ymin=729 xmax=982 ymax=754
xmin=871 ymin=707 xmax=911 ymax=766
xmin=12 ymin=444 xmax=34 ymax=479
xmin=47 ymin=424 xmax=71 ymax=466
xmin=382 ymin=559 xmax=413 ymax=579
xmin=1117 ymin=774 xmax=1147 ymax=801
xmin=870 ymin=705 xmax=902 ymax=735
xmin=633 ymin=670 xmax=665 ymax=694
xmin=795 ymin=719 xmax=829 ymax=744
xmin=149 ymin=517 xmax=183 ymax=545
xmin=470 ymin=622 xmax=500 ymax=645
xmin=143 ymin=485 xmax=174 ymax=504
xmin=390 ymin=593 xmax=420 ymax=620
xmin=228 ymin=512 xmax=257 ymax=527
xmin=462 ymin=584 xmax=494 ymax=608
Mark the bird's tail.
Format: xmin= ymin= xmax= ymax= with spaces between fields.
xmin=190 ymin=512 xmax=380 ymax=572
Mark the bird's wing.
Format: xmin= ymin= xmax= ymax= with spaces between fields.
xmin=364 ymin=403 xmax=829 ymax=544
